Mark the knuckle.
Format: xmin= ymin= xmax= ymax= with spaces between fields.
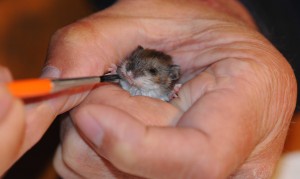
xmin=110 ymin=140 xmax=144 ymax=175
xmin=50 ymin=20 xmax=94 ymax=48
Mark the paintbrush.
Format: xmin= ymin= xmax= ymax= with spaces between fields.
xmin=6 ymin=74 xmax=120 ymax=98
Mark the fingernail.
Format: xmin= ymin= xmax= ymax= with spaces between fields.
xmin=41 ymin=66 xmax=61 ymax=78
xmin=76 ymin=110 xmax=104 ymax=147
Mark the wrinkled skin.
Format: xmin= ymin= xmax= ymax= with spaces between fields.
xmin=48 ymin=0 xmax=297 ymax=178
xmin=0 ymin=0 xmax=296 ymax=178
xmin=46 ymin=1 xmax=297 ymax=178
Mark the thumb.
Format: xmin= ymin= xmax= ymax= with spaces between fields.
xmin=71 ymin=104 xmax=220 ymax=179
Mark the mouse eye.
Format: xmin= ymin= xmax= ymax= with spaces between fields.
xmin=149 ymin=68 xmax=158 ymax=76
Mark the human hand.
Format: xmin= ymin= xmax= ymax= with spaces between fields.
xmin=0 ymin=66 xmax=59 ymax=175
xmin=47 ymin=0 xmax=297 ymax=178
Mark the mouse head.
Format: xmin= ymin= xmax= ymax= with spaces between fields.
xmin=118 ymin=46 xmax=180 ymax=90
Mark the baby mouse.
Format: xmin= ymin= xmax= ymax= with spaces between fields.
xmin=115 ymin=46 xmax=181 ymax=101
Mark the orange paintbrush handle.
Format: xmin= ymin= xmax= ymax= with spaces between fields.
xmin=7 ymin=79 xmax=53 ymax=98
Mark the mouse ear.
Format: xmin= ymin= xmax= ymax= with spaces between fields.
xmin=130 ymin=45 xmax=144 ymax=57
xmin=169 ymin=65 xmax=180 ymax=80
xmin=137 ymin=45 xmax=144 ymax=50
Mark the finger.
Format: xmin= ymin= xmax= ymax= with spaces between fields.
xmin=54 ymin=116 xmax=141 ymax=178
xmin=21 ymin=65 xmax=91 ymax=151
xmin=0 ymin=66 xmax=13 ymax=82
xmin=0 ymin=86 xmax=25 ymax=174
xmin=172 ymin=56 xmax=295 ymax=178
xmin=53 ymin=146 xmax=82 ymax=179
xmin=71 ymin=104 xmax=226 ymax=179
xmin=0 ymin=84 xmax=13 ymax=122
xmin=78 ymin=84 xmax=181 ymax=126
xmin=55 ymin=116 xmax=95 ymax=179
xmin=44 ymin=15 xmax=143 ymax=78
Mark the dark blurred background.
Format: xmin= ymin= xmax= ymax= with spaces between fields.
xmin=240 ymin=0 xmax=300 ymax=109
xmin=0 ymin=0 xmax=299 ymax=178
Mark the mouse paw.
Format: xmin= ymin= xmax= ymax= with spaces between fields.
xmin=174 ymin=84 xmax=182 ymax=93
xmin=169 ymin=84 xmax=182 ymax=99
xmin=107 ymin=64 xmax=118 ymax=74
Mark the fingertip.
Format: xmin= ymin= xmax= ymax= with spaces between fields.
xmin=53 ymin=145 xmax=63 ymax=175
xmin=0 ymin=84 xmax=14 ymax=121
xmin=40 ymin=66 xmax=61 ymax=78
xmin=71 ymin=104 xmax=145 ymax=165
xmin=53 ymin=145 xmax=81 ymax=179
xmin=0 ymin=66 xmax=13 ymax=82
xmin=72 ymin=105 xmax=105 ymax=148
xmin=72 ymin=104 xmax=141 ymax=146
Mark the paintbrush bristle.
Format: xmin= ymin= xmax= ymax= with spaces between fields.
xmin=100 ymin=74 xmax=120 ymax=82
